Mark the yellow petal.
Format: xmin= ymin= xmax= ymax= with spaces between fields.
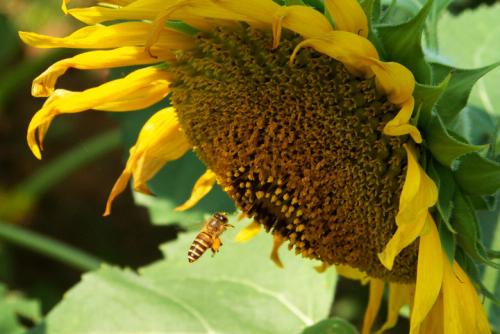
xmin=175 ymin=169 xmax=217 ymax=211
xmin=314 ymin=262 xmax=330 ymax=273
xmin=272 ymin=5 xmax=332 ymax=48
xmin=409 ymin=215 xmax=443 ymax=334
xmin=215 ymin=0 xmax=280 ymax=24
xmin=376 ymin=283 xmax=411 ymax=334
xmin=291 ymin=32 xmax=415 ymax=107
xmin=104 ymin=107 xmax=191 ymax=215
xmin=336 ymin=264 xmax=369 ymax=284
xmin=27 ymin=67 xmax=170 ymax=159
xmin=442 ymin=261 xmax=491 ymax=334
xmin=96 ymin=83 xmax=173 ymax=112
xmin=103 ymin=147 xmax=138 ymax=216
xmin=146 ymin=0 xmax=254 ymax=50
xmin=270 ymin=233 xmax=285 ymax=268
xmin=383 ymin=97 xmax=422 ymax=143
xmin=290 ymin=31 xmax=379 ymax=73
xmin=61 ymin=0 xmax=70 ymax=13
xmin=324 ymin=0 xmax=368 ymax=37
xmin=235 ymin=221 xmax=261 ymax=243
xmin=362 ymin=279 xmax=384 ymax=334
xmin=19 ymin=22 xmax=189 ymax=50
xmin=378 ymin=145 xmax=438 ymax=270
xmin=416 ymin=292 xmax=444 ymax=334
xmin=369 ymin=60 xmax=416 ymax=106
xmin=32 ymin=47 xmax=162 ymax=97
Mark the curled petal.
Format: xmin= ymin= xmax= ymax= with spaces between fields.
xmin=362 ymin=279 xmax=384 ymax=334
xmin=369 ymin=60 xmax=416 ymax=106
xmin=235 ymin=221 xmax=261 ymax=243
xmin=378 ymin=145 xmax=438 ymax=270
xmin=291 ymin=32 xmax=415 ymax=109
xmin=175 ymin=169 xmax=217 ymax=211
xmin=27 ymin=67 xmax=170 ymax=159
xmin=104 ymin=107 xmax=191 ymax=215
xmin=270 ymin=233 xmax=285 ymax=268
xmin=383 ymin=97 xmax=422 ymax=143
xmin=290 ymin=31 xmax=379 ymax=73
xmin=376 ymin=283 xmax=411 ymax=334
xmin=324 ymin=0 xmax=368 ymax=37
xmin=410 ymin=215 xmax=443 ymax=334
xmin=272 ymin=5 xmax=332 ymax=48
xmin=336 ymin=264 xmax=369 ymax=283
xmin=32 ymin=47 xmax=165 ymax=97
xmin=19 ymin=22 xmax=190 ymax=50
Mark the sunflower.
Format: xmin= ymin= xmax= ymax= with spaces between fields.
xmin=19 ymin=0 xmax=499 ymax=332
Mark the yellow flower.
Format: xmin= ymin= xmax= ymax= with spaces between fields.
xmin=20 ymin=0 xmax=496 ymax=332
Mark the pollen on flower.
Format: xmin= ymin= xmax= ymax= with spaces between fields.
xmin=170 ymin=26 xmax=417 ymax=282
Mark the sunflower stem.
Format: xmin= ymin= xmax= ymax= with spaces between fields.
xmin=16 ymin=129 xmax=121 ymax=196
xmin=0 ymin=220 xmax=102 ymax=271
xmin=0 ymin=129 xmax=121 ymax=221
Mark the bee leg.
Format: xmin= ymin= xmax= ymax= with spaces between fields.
xmin=211 ymin=238 xmax=222 ymax=257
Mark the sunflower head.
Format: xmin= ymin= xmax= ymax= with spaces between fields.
xmin=19 ymin=0 xmax=500 ymax=332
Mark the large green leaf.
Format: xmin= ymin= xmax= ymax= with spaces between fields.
xmin=377 ymin=0 xmax=432 ymax=82
xmin=455 ymin=153 xmax=500 ymax=196
xmin=301 ymin=318 xmax=357 ymax=334
xmin=426 ymin=113 xmax=486 ymax=168
xmin=438 ymin=4 xmax=500 ymax=115
xmin=0 ymin=283 xmax=41 ymax=334
xmin=432 ymin=62 xmax=500 ymax=123
xmin=30 ymin=222 xmax=337 ymax=334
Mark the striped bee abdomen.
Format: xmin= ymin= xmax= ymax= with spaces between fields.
xmin=188 ymin=232 xmax=213 ymax=263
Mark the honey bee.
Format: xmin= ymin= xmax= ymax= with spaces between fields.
xmin=188 ymin=212 xmax=233 ymax=263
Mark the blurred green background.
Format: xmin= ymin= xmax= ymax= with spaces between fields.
xmin=0 ymin=0 xmax=499 ymax=333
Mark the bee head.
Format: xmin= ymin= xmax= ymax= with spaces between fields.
xmin=213 ymin=212 xmax=228 ymax=223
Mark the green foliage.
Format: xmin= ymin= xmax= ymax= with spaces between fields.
xmin=0 ymin=15 xmax=20 ymax=69
xmin=426 ymin=114 xmax=487 ymax=168
xmin=301 ymin=318 xmax=358 ymax=334
xmin=0 ymin=283 xmax=41 ymax=334
xmin=432 ymin=62 xmax=500 ymax=123
xmin=30 ymin=224 xmax=337 ymax=334
xmin=377 ymin=0 xmax=433 ymax=83
xmin=438 ymin=4 xmax=500 ymax=115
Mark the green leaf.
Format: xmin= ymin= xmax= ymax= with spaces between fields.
xmin=438 ymin=219 xmax=456 ymax=265
xmin=303 ymin=0 xmax=324 ymax=11
xmin=426 ymin=113 xmax=486 ymax=168
xmin=448 ymin=105 xmax=498 ymax=147
xmin=31 ymin=222 xmax=337 ymax=334
xmin=427 ymin=157 xmax=456 ymax=231
xmin=377 ymin=0 xmax=432 ymax=83
xmin=360 ymin=0 xmax=384 ymax=51
xmin=0 ymin=15 xmax=20 ymax=70
xmin=455 ymin=153 xmax=500 ymax=196
xmin=432 ymin=62 xmax=500 ymax=123
xmin=452 ymin=190 xmax=500 ymax=269
xmin=0 ymin=283 xmax=41 ymax=334
xmin=438 ymin=5 xmax=500 ymax=115
xmin=301 ymin=318 xmax=358 ymax=334
xmin=414 ymin=72 xmax=450 ymax=127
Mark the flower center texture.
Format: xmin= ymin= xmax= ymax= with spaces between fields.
xmin=171 ymin=26 xmax=416 ymax=282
